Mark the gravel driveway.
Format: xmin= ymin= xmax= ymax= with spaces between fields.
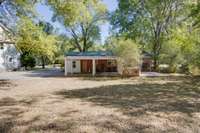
xmin=0 ymin=68 xmax=64 ymax=80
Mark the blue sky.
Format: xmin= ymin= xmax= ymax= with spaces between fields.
xmin=36 ymin=0 xmax=118 ymax=43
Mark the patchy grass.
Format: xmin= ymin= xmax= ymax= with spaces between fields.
xmin=0 ymin=76 xmax=200 ymax=133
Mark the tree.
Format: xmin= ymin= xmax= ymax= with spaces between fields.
xmin=111 ymin=0 xmax=186 ymax=71
xmin=38 ymin=21 xmax=55 ymax=68
xmin=157 ymin=1 xmax=200 ymax=73
xmin=160 ymin=38 xmax=184 ymax=73
xmin=170 ymin=23 xmax=200 ymax=70
xmin=47 ymin=0 xmax=107 ymax=52
xmin=16 ymin=17 xmax=57 ymax=69
xmin=190 ymin=1 xmax=200 ymax=28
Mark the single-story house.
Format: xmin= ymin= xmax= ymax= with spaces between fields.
xmin=64 ymin=51 xmax=141 ymax=76
xmin=0 ymin=24 xmax=21 ymax=71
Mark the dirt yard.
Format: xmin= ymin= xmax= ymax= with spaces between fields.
xmin=0 ymin=69 xmax=200 ymax=133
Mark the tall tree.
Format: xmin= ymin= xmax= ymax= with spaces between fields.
xmin=16 ymin=17 xmax=57 ymax=68
xmin=47 ymin=0 xmax=107 ymax=52
xmin=111 ymin=0 xmax=186 ymax=70
xmin=38 ymin=21 xmax=55 ymax=68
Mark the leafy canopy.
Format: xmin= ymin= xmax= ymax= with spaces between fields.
xmin=111 ymin=0 xmax=191 ymax=70
xmin=47 ymin=0 xmax=107 ymax=52
xmin=107 ymin=38 xmax=140 ymax=69
xmin=16 ymin=17 xmax=57 ymax=61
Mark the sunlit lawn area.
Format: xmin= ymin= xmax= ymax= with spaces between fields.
xmin=0 ymin=75 xmax=200 ymax=133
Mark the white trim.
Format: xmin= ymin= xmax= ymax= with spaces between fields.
xmin=92 ymin=59 xmax=96 ymax=76
xmin=65 ymin=58 xmax=68 ymax=76
xmin=70 ymin=59 xmax=73 ymax=74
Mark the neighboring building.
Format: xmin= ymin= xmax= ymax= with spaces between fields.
xmin=0 ymin=24 xmax=21 ymax=71
xmin=141 ymin=51 xmax=153 ymax=72
xmin=64 ymin=51 xmax=140 ymax=76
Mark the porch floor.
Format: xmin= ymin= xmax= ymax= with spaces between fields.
xmin=66 ymin=72 xmax=120 ymax=77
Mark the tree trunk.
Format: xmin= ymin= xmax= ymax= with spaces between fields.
xmin=153 ymin=56 xmax=159 ymax=72
xmin=41 ymin=56 xmax=45 ymax=69
xmin=83 ymin=37 xmax=87 ymax=52
xmin=153 ymin=41 xmax=160 ymax=72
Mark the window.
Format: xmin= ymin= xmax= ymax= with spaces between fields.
xmin=9 ymin=57 xmax=13 ymax=62
xmin=72 ymin=61 xmax=76 ymax=68
xmin=0 ymin=43 xmax=3 ymax=50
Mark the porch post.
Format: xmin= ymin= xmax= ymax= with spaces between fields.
xmin=70 ymin=59 xmax=73 ymax=75
xmin=92 ymin=59 xmax=96 ymax=76
xmin=65 ymin=58 xmax=68 ymax=76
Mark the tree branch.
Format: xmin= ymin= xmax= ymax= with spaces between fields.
xmin=70 ymin=28 xmax=82 ymax=52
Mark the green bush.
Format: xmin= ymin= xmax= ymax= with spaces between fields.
xmin=189 ymin=65 xmax=200 ymax=76
xmin=54 ymin=56 xmax=64 ymax=68
xmin=20 ymin=54 xmax=36 ymax=69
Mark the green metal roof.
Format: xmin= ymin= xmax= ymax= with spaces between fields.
xmin=65 ymin=51 xmax=114 ymax=57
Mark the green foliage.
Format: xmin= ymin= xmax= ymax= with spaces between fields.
xmin=190 ymin=1 xmax=200 ymax=28
xmin=160 ymin=37 xmax=184 ymax=73
xmin=20 ymin=53 xmax=36 ymax=69
xmin=107 ymin=38 xmax=140 ymax=72
xmin=48 ymin=0 xmax=107 ymax=26
xmin=170 ymin=23 xmax=200 ymax=69
xmin=55 ymin=35 xmax=74 ymax=57
xmin=16 ymin=17 xmax=57 ymax=66
xmin=111 ymin=0 xmax=187 ymax=71
xmin=54 ymin=56 xmax=64 ymax=68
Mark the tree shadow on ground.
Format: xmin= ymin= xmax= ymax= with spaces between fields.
xmin=0 ymin=95 xmax=41 ymax=133
xmin=0 ymin=80 xmax=16 ymax=91
xmin=0 ymin=96 xmax=77 ymax=133
xmin=55 ymin=77 xmax=200 ymax=116
xmin=53 ymin=77 xmax=200 ymax=132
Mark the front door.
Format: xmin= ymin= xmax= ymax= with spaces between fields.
xmin=81 ymin=60 xmax=92 ymax=73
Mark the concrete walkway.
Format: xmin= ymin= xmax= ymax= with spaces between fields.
xmin=141 ymin=72 xmax=185 ymax=77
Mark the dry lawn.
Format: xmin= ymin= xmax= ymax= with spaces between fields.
xmin=0 ymin=75 xmax=200 ymax=133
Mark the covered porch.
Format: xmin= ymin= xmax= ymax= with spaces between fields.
xmin=65 ymin=52 xmax=118 ymax=76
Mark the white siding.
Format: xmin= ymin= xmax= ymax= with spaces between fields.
xmin=0 ymin=27 xmax=3 ymax=41
xmin=66 ymin=60 xmax=81 ymax=74
xmin=0 ymin=26 xmax=21 ymax=71
xmin=0 ymin=43 xmax=21 ymax=71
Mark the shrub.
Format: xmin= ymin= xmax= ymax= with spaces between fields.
xmin=112 ymin=39 xmax=140 ymax=75
xmin=189 ymin=65 xmax=200 ymax=76
xmin=54 ymin=56 xmax=64 ymax=68
xmin=20 ymin=54 xmax=36 ymax=69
